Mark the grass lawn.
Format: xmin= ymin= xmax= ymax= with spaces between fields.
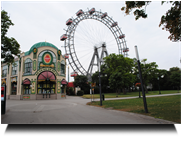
xmin=82 ymin=90 xmax=181 ymax=99
xmin=87 ymin=95 xmax=181 ymax=123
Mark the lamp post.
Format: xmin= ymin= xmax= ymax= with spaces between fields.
xmin=157 ymin=77 xmax=161 ymax=94
xmin=135 ymin=46 xmax=148 ymax=113
xmin=157 ymin=75 xmax=164 ymax=94
xmin=99 ymin=61 xmax=102 ymax=106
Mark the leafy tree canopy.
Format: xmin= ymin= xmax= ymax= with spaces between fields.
xmin=170 ymin=71 xmax=181 ymax=91
xmin=103 ymin=54 xmax=135 ymax=94
xmin=1 ymin=10 xmax=21 ymax=64
xmin=169 ymin=66 xmax=181 ymax=73
xmin=121 ymin=1 xmax=181 ymax=42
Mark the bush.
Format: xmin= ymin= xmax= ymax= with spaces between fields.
xmin=77 ymin=90 xmax=84 ymax=96
xmin=68 ymin=87 xmax=74 ymax=95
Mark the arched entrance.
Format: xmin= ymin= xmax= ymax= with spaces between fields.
xmin=37 ymin=71 xmax=56 ymax=94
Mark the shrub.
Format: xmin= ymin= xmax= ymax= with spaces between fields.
xmin=68 ymin=87 xmax=74 ymax=95
xmin=77 ymin=90 xmax=84 ymax=96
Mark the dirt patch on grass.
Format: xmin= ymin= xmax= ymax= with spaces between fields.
xmin=105 ymin=107 xmax=114 ymax=110
xmin=116 ymin=108 xmax=132 ymax=112
xmin=86 ymin=102 xmax=105 ymax=108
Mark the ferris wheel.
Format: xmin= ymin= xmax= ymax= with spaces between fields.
xmin=60 ymin=8 xmax=129 ymax=81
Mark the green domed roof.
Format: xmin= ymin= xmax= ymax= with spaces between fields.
xmin=25 ymin=42 xmax=59 ymax=56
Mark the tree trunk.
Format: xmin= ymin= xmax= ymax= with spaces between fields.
xmin=116 ymin=89 xmax=118 ymax=97
xmin=118 ymin=89 xmax=121 ymax=94
xmin=142 ymin=78 xmax=148 ymax=93
xmin=144 ymin=84 xmax=148 ymax=93
xmin=122 ymin=88 xmax=126 ymax=95
xmin=128 ymin=87 xmax=130 ymax=92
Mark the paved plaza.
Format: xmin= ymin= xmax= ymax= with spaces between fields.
xmin=1 ymin=95 xmax=178 ymax=124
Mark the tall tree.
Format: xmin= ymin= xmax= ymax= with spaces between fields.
xmin=121 ymin=1 xmax=181 ymax=42
xmin=170 ymin=71 xmax=181 ymax=92
xmin=133 ymin=58 xmax=158 ymax=93
xmin=169 ymin=67 xmax=181 ymax=91
xmin=1 ymin=10 xmax=20 ymax=64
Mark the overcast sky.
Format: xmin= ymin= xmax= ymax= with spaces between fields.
xmin=1 ymin=0 xmax=181 ymax=82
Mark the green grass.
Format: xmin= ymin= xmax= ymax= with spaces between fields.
xmin=87 ymin=95 xmax=181 ymax=123
xmin=82 ymin=90 xmax=181 ymax=99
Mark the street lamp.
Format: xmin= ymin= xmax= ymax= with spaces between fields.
xmin=99 ymin=61 xmax=102 ymax=106
xmin=157 ymin=77 xmax=161 ymax=94
xmin=135 ymin=46 xmax=148 ymax=113
xmin=157 ymin=75 xmax=164 ymax=94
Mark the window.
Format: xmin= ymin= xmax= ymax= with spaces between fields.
xmin=12 ymin=61 xmax=18 ymax=76
xmin=37 ymin=82 xmax=55 ymax=94
xmin=24 ymin=85 xmax=31 ymax=94
xmin=25 ymin=62 xmax=32 ymax=73
xmin=2 ymin=65 xmax=8 ymax=77
xmin=24 ymin=58 xmax=32 ymax=74
xmin=2 ymin=69 xmax=7 ymax=77
xmin=61 ymin=60 xmax=65 ymax=75
xmin=11 ymin=82 xmax=17 ymax=95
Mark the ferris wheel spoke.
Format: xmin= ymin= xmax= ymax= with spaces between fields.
xmin=78 ymin=20 xmax=103 ymax=45
xmin=75 ymin=31 xmax=95 ymax=45
xmin=76 ymin=22 xmax=98 ymax=44
xmin=76 ymin=31 xmax=97 ymax=46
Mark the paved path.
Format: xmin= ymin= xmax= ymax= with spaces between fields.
xmin=1 ymin=94 xmax=179 ymax=124
xmin=92 ymin=93 xmax=181 ymax=101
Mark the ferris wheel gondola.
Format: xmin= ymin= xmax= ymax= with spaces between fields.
xmin=76 ymin=9 xmax=84 ymax=16
xmin=66 ymin=18 xmax=73 ymax=25
xmin=60 ymin=34 xmax=67 ymax=41
xmin=71 ymin=71 xmax=78 ymax=77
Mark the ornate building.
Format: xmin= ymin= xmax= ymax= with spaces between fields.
xmin=1 ymin=42 xmax=67 ymax=100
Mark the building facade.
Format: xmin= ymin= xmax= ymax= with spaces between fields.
xmin=1 ymin=42 xmax=67 ymax=100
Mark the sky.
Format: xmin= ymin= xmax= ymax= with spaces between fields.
xmin=1 ymin=0 xmax=181 ymax=82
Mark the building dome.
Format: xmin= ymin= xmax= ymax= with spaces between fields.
xmin=25 ymin=42 xmax=59 ymax=56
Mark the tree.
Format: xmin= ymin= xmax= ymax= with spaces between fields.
xmin=169 ymin=67 xmax=181 ymax=73
xmin=170 ymin=71 xmax=181 ymax=92
xmin=121 ymin=1 xmax=181 ymax=42
xmin=109 ymin=71 xmax=134 ymax=95
xmin=169 ymin=67 xmax=181 ymax=91
xmin=153 ymin=67 xmax=181 ymax=91
xmin=1 ymin=10 xmax=20 ymax=64
xmin=73 ymin=75 xmax=90 ymax=94
xmin=133 ymin=58 xmax=158 ymax=93
xmin=103 ymin=54 xmax=135 ymax=94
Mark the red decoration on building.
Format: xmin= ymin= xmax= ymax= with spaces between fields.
xmin=44 ymin=54 xmax=51 ymax=63
xmin=37 ymin=71 xmax=56 ymax=81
